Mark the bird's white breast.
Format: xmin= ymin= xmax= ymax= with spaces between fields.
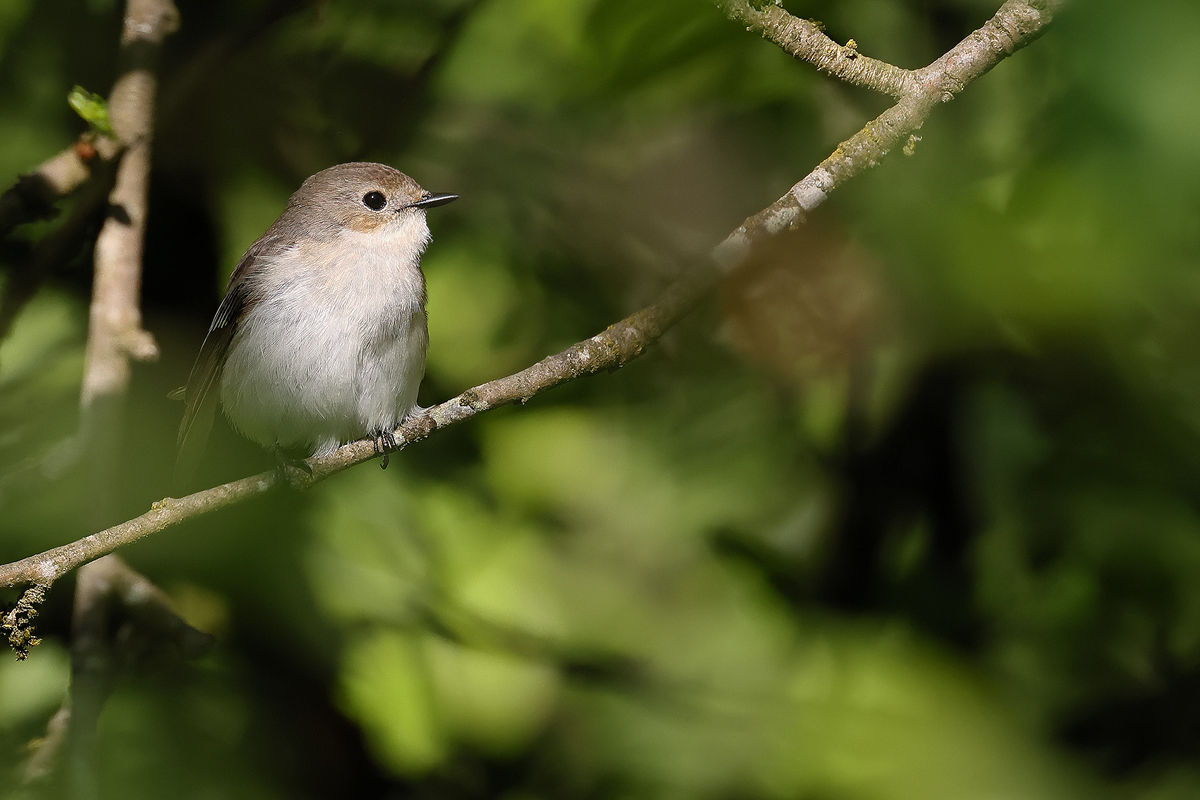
xmin=220 ymin=215 xmax=430 ymax=455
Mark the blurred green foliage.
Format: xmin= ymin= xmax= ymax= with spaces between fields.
xmin=2 ymin=0 xmax=1200 ymax=798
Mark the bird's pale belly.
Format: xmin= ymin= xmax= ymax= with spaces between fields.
xmin=220 ymin=278 xmax=427 ymax=456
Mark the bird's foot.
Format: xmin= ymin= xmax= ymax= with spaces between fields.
xmin=273 ymin=448 xmax=313 ymax=488
xmin=372 ymin=429 xmax=398 ymax=470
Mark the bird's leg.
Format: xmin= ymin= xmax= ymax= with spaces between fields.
xmin=372 ymin=429 xmax=398 ymax=470
xmin=273 ymin=446 xmax=313 ymax=488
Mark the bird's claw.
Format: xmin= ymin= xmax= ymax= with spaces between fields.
xmin=373 ymin=429 xmax=398 ymax=470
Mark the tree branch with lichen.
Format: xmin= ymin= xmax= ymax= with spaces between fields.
xmin=711 ymin=0 xmax=1060 ymax=271
xmin=0 ymin=0 xmax=1060 ymax=621
xmin=713 ymin=0 xmax=919 ymax=98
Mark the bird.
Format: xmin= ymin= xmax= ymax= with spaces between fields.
xmin=176 ymin=162 xmax=458 ymax=480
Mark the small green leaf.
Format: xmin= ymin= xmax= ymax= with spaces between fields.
xmin=67 ymin=85 xmax=115 ymax=138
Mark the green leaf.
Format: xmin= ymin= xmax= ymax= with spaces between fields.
xmin=67 ymin=85 xmax=115 ymax=138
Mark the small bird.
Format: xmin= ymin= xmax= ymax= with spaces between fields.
xmin=176 ymin=162 xmax=457 ymax=479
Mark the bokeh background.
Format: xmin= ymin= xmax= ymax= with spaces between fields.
xmin=3 ymin=0 xmax=1200 ymax=797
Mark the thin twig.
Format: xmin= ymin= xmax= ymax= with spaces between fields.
xmin=713 ymin=1 xmax=919 ymax=98
xmin=0 ymin=269 xmax=711 ymax=589
xmin=711 ymin=0 xmax=1060 ymax=272
xmin=0 ymin=0 xmax=1059 ymax=593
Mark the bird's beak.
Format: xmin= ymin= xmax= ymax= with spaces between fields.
xmin=406 ymin=193 xmax=459 ymax=210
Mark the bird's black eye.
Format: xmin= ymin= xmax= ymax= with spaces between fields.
xmin=362 ymin=191 xmax=387 ymax=211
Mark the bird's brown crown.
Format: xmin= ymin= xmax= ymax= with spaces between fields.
xmin=282 ymin=162 xmax=430 ymax=236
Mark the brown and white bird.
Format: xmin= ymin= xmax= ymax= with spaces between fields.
xmin=176 ymin=162 xmax=457 ymax=477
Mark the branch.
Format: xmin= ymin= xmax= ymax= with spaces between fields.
xmin=0 ymin=0 xmax=1059 ymax=591
xmin=0 ymin=269 xmax=712 ymax=589
xmin=36 ymin=2 xmax=184 ymax=791
xmin=713 ymin=1 xmax=919 ymax=98
xmin=79 ymin=0 xmax=180 ymax=412
xmin=711 ymin=0 xmax=1059 ymax=271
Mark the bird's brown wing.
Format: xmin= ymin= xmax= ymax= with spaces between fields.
xmin=174 ymin=240 xmax=274 ymax=484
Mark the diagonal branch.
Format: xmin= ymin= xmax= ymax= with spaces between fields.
xmin=0 ymin=0 xmax=1060 ymax=594
xmin=713 ymin=1 xmax=919 ymax=98
xmin=0 ymin=269 xmax=711 ymax=589
xmin=712 ymin=0 xmax=1060 ymax=272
